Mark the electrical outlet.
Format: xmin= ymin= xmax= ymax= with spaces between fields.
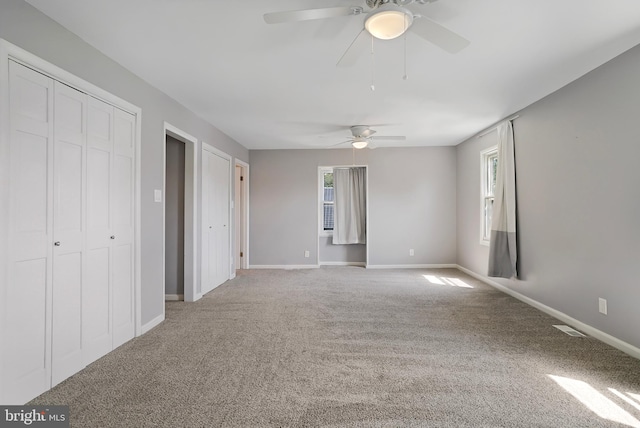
xmin=598 ymin=298 xmax=607 ymax=315
xmin=409 ymin=249 xmax=414 ymax=256
xmin=304 ymin=250 xmax=310 ymax=258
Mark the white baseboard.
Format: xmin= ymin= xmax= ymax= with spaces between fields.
xmin=456 ymin=265 xmax=640 ymax=360
xmin=366 ymin=264 xmax=458 ymax=269
xmin=249 ymin=264 xmax=320 ymax=269
xmin=164 ymin=294 xmax=183 ymax=301
xmin=320 ymin=261 xmax=366 ymax=267
xmin=140 ymin=314 xmax=164 ymax=335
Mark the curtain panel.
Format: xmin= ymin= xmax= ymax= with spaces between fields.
xmin=332 ymin=167 xmax=367 ymax=245
xmin=488 ymin=120 xmax=518 ymax=278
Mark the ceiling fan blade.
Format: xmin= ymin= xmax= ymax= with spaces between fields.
xmin=337 ymin=29 xmax=370 ymax=67
xmin=330 ymin=140 xmax=352 ymax=147
xmin=264 ymin=7 xmax=357 ymax=24
xmin=409 ymin=17 xmax=470 ymax=53
xmin=370 ymin=136 xmax=406 ymax=141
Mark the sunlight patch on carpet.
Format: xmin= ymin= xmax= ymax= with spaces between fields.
xmin=423 ymin=275 xmax=473 ymax=288
xmin=549 ymin=375 xmax=640 ymax=427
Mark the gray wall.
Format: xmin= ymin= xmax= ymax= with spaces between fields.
xmin=0 ymin=0 xmax=249 ymax=326
xmin=250 ymin=147 xmax=457 ymax=267
xmin=165 ymin=136 xmax=185 ymax=296
xmin=457 ymin=44 xmax=640 ymax=349
xmin=319 ymin=237 xmax=366 ymax=264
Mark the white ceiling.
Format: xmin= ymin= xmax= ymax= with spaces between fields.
xmin=25 ymin=0 xmax=640 ymax=150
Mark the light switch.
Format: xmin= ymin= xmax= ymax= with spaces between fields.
xmin=154 ymin=189 xmax=162 ymax=202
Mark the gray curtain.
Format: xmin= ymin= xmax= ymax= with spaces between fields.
xmin=332 ymin=167 xmax=366 ymax=245
xmin=488 ymin=120 xmax=518 ymax=278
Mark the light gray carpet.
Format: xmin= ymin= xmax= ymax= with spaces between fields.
xmin=31 ymin=268 xmax=640 ymax=427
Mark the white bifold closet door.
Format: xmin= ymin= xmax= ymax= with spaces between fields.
xmin=5 ymin=59 xmax=55 ymax=404
xmin=84 ymin=98 xmax=135 ymax=364
xmin=201 ymin=147 xmax=230 ymax=295
xmin=1 ymin=61 xmax=136 ymax=404
xmin=110 ymin=107 xmax=135 ymax=349
xmin=51 ymin=80 xmax=87 ymax=386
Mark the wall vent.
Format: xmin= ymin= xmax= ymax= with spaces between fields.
xmin=553 ymin=325 xmax=586 ymax=337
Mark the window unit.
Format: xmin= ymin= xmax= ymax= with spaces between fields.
xmin=480 ymin=146 xmax=498 ymax=245
xmin=319 ymin=167 xmax=334 ymax=236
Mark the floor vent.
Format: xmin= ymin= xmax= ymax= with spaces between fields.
xmin=553 ymin=325 xmax=586 ymax=337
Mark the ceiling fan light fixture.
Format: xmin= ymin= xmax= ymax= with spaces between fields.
xmin=365 ymin=5 xmax=413 ymax=40
xmin=352 ymin=138 xmax=369 ymax=149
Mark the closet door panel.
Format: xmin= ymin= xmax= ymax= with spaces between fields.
xmin=84 ymin=97 xmax=114 ymax=364
xmin=3 ymin=61 xmax=54 ymax=404
xmin=50 ymin=252 xmax=82 ymax=385
xmin=12 ymin=132 xmax=49 ymax=261
xmin=201 ymin=150 xmax=213 ymax=294
xmin=5 ymin=259 xmax=48 ymax=402
xmin=112 ymin=109 xmax=135 ymax=348
xmin=51 ymin=82 xmax=86 ymax=386
xmin=213 ymin=154 xmax=230 ymax=286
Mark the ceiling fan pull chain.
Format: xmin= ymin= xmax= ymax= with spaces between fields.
xmin=403 ymin=20 xmax=408 ymax=80
xmin=370 ymin=34 xmax=376 ymax=91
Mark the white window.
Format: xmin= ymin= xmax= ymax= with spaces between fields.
xmin=480 ymin=147 xmax=498 ymax=245
xmin=319 ymin=167 xmax=334 ymax=236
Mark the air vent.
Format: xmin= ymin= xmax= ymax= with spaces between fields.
xmin=553 ymin=325 xmax=586 ymax=337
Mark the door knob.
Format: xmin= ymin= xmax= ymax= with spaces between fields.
xmin=54 ymin=241 xmax=61 ymax=246
xmin=110 ymin=235 xmax=116 ymax=240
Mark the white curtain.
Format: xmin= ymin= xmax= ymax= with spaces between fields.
xmin=332 ymin=167 xmax=366 ymax=245
xmin=488 ymin=120 xmax=518 ymax=278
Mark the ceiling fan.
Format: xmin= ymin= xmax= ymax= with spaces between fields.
xmin=264 ymin=0 xmax=470 ymax=66
xmin=331 ymin=125 xmax=406 ymax=149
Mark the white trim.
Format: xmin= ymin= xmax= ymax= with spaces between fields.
xmin=134 ymin=106 xmax=143 ymax=339
xmin=456 ymin=265 xmax=640 ymax=360
xmin=0 ymin=40 xmax=10 ymax=403
xmin=319 ymin=262 xmax=366 ymax=267
xmin=234 ymin=159 xmax=250 ymax=270
xmin=365 ymin=166 xmax=370 ymax=267
xmin=163 ymin=123 xmax=199 ymax=303
xmin=249 ymin=265 xmax=320 ymax=270
xmin=140 ymin=314 xmax=165 ymax=335
xmin=366 ymin=264 xmax=458 ymax=269
xmin=164 ymin=294 xmax=184 ymax=301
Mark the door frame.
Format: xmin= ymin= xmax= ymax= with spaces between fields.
xmin=163 ymin=123 xmax=198 ymax=302
xmin=201 ymin=143 xmax=233 ymax=293
xmin=234 ymin=159 xmax=250 ymax=270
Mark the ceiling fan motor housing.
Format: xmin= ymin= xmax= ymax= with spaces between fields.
xmin=350 ymin=125 xmax=374 ymax=138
